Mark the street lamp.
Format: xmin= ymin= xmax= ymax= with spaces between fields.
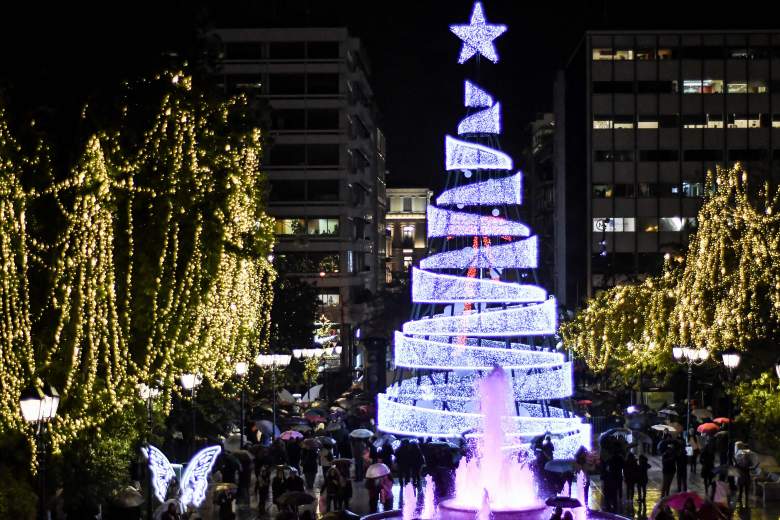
xmin=720 ymin=349 xmax=742 ymax=460
xmin=775 ymin=357 xmax=780 ymax=381
xmin=672 ymin=345 xmax=709 ymax=440
xmin=138 ymin=383 xmax=160 ymax=520
xmin=180 ymin=373 xmax=202 ymax=456
xmin=235 ymin=362 xmax=248 ymax=448
xmin=20 ymin=382 xmax=60 ymax=520
xmin=255 ymin=354 xmax=292 ymax=440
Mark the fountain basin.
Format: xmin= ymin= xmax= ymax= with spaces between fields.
xmin=362 ymin=508 xmax=630 ymax=520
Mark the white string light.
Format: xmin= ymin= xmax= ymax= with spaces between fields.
xmin=458 ymin=103 xmax=501 ymax=135
xmin=427 ymin=205 xmax=530 ymax=237
xmin=445 ymin=135 xmax=513 ymax=171
xmin=449 ymin=1 xmax=508 ymax=64
xmin=401 ymin=298 xmax=558 ymax=336
xmin=420 ymin=237 xmax=538 ymax=269
xmin=412 ymin=267 xmax=546 ymax=303
xmin=436 ymin=172 xmax=523 ymax=206
xmin=465 ymin=80 xmax=494 ymax=108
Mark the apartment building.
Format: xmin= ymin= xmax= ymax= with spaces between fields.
xmin=211 ymin=27 xmax=387 ymax=363
xmin=385 ymin=188 xmax=432 ymax=281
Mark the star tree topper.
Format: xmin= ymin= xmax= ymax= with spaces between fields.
xmin=449 ymin=1 xmax=507 ymax=64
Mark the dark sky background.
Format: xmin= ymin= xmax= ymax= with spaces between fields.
xmin=0 ymin=1 xmax=774 ymax=191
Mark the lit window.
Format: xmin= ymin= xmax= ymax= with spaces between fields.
xmin=727 ymin=80 xmax=767 ymax=94
xmin=592 ymin=184 xmax=614 ymax=198
xmin=727 ymin=82 xmax=747 ymax=94
xmin=772 ymin=115 xmax=780 ymax=128
xmin=729 ymin=114 xmax=761 ymax=128
xmin=307 ymin=218 xmax=340 ymax=235
xmin=593 ymin=119 xmax=613 ymax=129
xmin=318 ymin=291 xmax=340 ymax=306
xmin=403 ymin=256 xmax=413 ymax=269
xmin=657 ymin=48 xmax=674 ymax=60
xmin=707 ymin=115 xmax=724 ymax=128
xmin=659 ymin=217 xmax=685 ymax=232
xmin=614 ymin=49 xmax=634 ymax=60
xmin=274 ymin=218 xmax=305 ymax=235
xmin=592 ymin=218 xmax=635 ymax=232
xmin=592 ymin=48 xmax=614 ymax=60
xmin=614 ymin=116 xmax=634 ymax=129
xmin=637 ymin=118 xmax=659 ymax=129
xmin=683 ymin=79 xmax=723 ymax=94
xmin=682 ymin=181 xmax=703 ymax=198
xmin=638 ymin=217 xmax=659 ymax=232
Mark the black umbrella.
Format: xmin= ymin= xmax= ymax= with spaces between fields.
xmin=545 ymin=496 xmax=582 ymax=508
xmin=278 ymin=491 xmax=315 ymax=507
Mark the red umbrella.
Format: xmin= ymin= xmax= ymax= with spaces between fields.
xmin=697 ymin=423 xmax=720 ymax=434
xmin=712 ymin=417 xmax=731 ymax=425
xmin=662 ymin=491 xmax=705 ymax=511
xmin=576 ymin=399 xmax=592 ymax=406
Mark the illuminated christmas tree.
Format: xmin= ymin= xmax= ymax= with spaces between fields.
xmin=377 ymin=1 xmax=589 ymax=457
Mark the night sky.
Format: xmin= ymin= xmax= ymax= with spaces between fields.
xmin=0 ymin=1 xmax=773 ymax=191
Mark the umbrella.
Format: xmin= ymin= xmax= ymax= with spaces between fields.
xmin=651 ymin=424 xmax=677 ymax=433
xmin=661 ymin=491 xmax=705 ymax=511
xmin=317 ymin=436 xmax=336 ymax=447
xmin=692 ymin=408 xmax=713 ymax=419
xmin=575 ymin=399 xmax=592 ymax=406
xmin=697 ymin=423 xmax=720 ymax=434
xmin=325 ymin=421 xmax=343 ymax=432
xmin=278 ymin=491 xmax=315 ymax=507
xmin=304 ymin=408 xmax=326 ymax=418
xmin=302 ymin=438 xmax=322 ymax=449
xmin=349 ymin=428 xmax=373 ymax=439
xmin=333 ymin=458 xmax=352 ymax=465
xmin=658 ymin=408 xmax=679 ymax=416
xmin=713 ymin=417 xmax=731 ymax=425
xmin=735 ymin=450 xmax=759 ymax=467
xmin=112 ymin=486 xmax=145 ymax=508
xmin=545 ymin=496 xmax=582 ymax=508
xmin=714 ymin=430 xmax=728 ymax=438
xmin=256 ymin=419 xmax=280 ymax=437
xmin=287 ymin=416 xmax=309 ymax=425
xmin=213 ymin=482 xmax=238 ymax=493
xmin=280 ymin=430 xmax=304 ymax=441
xmin=373 ymin=434 xmax=398 ymax=448
xmin=544 ymin=459 xmax=576 ymax=474
xmin=365 ymin=463 xmax=391 ymax=478
xmin=598 ymin=427 xmax=631 ymax=443
xmin=291 ymin=424 xmax=312 ymax=433
xmin=668 ymin=422 xmax=684 ymax=432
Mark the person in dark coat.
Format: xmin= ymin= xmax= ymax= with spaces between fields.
xmin=350 ymin=437 xmax=367 ymax=482
xmin=700 ymin=441 xmax=716 ymax=499
xmin=285 ymin=470 xmax=305 ymax=492
xmin=301 ymin=447 xmax=319 ymax=490
xmin=675 ymin=443 xmax=688 ymax=492
xmin=623 ymin=452 xmax=639 ymax=506
xmin=254 ymin=464 xmax=271 ymax=513
xmin=409 ymin=441 xmax=425 ymax=488
xmin=636 ymin=454 xmax=650 ymax=509
xmin=271 ymin=467 xmax=287 ymax=506
xmin=215 ymin=489 xmax=235 ymax=520
xmin=661 ymin=445 xmax=676 ymax=497
xmin=287 ymin=439 xmax=302 ymax=472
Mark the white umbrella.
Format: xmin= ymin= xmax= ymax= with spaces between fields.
xmin=651 ymin=424 xmax=677 ymax=433
xmin=365 ymin=462 xmax=391 ymax=478
xmin=349 ymin=428 xmax=373 ymax=439
xmin=658 ymin=409 xmax=679 ymax=416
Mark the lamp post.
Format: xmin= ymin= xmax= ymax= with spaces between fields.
xmin=720 ymin=349 xmax=742 ymax=462
xmin=20 ymin=382 xmax=60 ymax=520
xmin=180 ymin=373 xmax=202 ymax=456
xmin=138 ymin=383 xmax=160 ymax=520
xmin=255 ymin=354 xmax=291 ymax=440
xmin=235 ymin=362 xmax=248 ymax=448
xmin=672 ymin=345 xmax=709 ymax=440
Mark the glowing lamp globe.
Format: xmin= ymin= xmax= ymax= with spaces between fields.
xmin=696 ymin=348 xmax=709 ymax=362
xmin=672 ymin=346 xmax=684 ymax=361
xmin=775 ymin=358 xmax=780 ymax=379
xmin=235 ymin=362 xmax=249 ymax=377
xmin=180 ymin=373 xmax=201 ymax=390
xmin=721 ymin=349 xmax=741 ymax=370
xmin=20 ymin=385 xmax=45 ymax=423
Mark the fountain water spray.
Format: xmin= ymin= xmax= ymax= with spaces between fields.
xmin=447 ymin=367 xmax=542 ymax=512
xmin=420 ymin=475 xmax=437 ymax=519
xmin=402 ymin=483 xmax=418 ymax=520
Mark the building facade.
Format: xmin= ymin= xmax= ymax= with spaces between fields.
xmin=211 ymin=27 xmax=387 ymax=365
xmin=571 ymin=31 xmax=780 ymax=297
xmin=385 ymin=188 xmax=432 ymax=280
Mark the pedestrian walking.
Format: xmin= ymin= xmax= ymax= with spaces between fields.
xmin=380 ymin=473 xmax=394 ymax=511
xmin=366 ymin=477 xmax=380 ymax=514
xmin=700 ymin=442 xmax=716 ymax=499
xmin=254 ymin=464 xmax=271 ymax=513
xmin=287 ymin=439 xmax=302 ymax=473
xmin=623 ymin=452 xmax=638 ymax=506
xmin=676 ymin=442 xmax=688 ymax=492
xmin=661 ymin=445 xmax=677 ymax=497
xmin=688 ymin=429 xmax=701 ymax=474
xmin=636 ymin=454 xmax=650 ymax=509
xmin=322 ymin=466 xmax=345 ymax=511
xmin=351 ymin=437 xmax=366 ymax=482
xmin=271 ymin=467 xmax=287 ymax=508
xmin=301 ymin=447 xmax=319 ymax=490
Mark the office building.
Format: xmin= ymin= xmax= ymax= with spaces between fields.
xmin=385 ymin=188 xmax=432 ymax=281
xmin=211 ymin=27 xmax=387 ymax=365
xmin=559 ymin=30 xmax=780 ymax=299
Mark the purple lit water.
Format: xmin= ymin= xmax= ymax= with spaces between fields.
xmin=445 ymin=367 xmax=542 ymax=513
